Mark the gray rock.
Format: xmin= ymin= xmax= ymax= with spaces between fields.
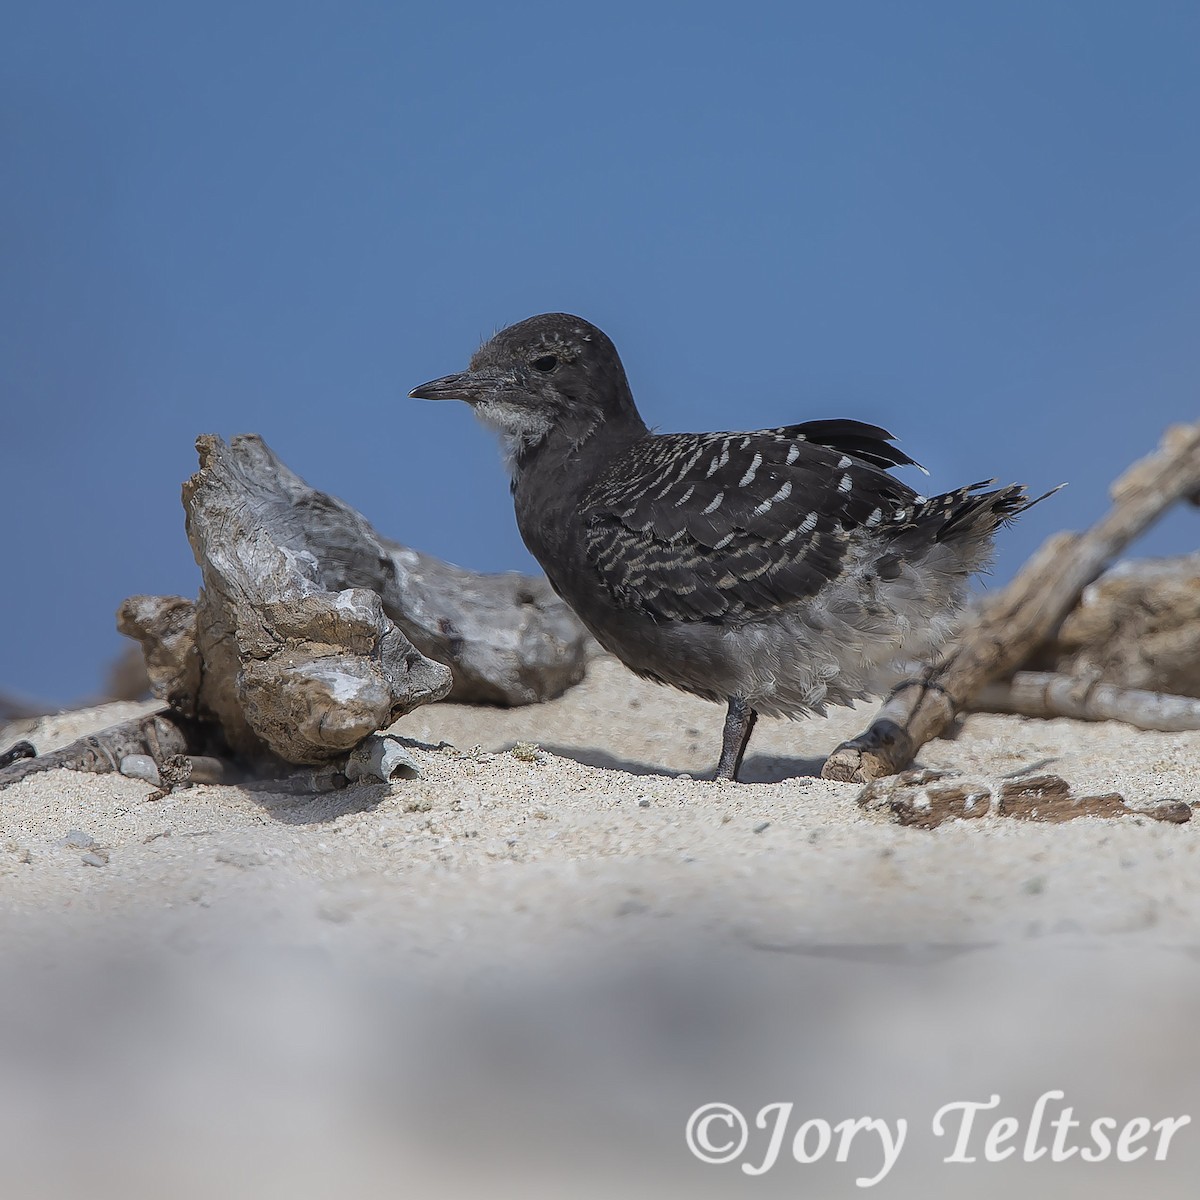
xmin=57 ymin=830 xmax=96 ymax=850
xmin=120 ymin=754 xmax=161 ymax=785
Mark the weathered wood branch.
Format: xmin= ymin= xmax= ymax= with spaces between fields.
xmin=178 ymin=434 xmax=455 ymax=763
xmin=186 ymin=434 xmax=589 ymax=707
xmin=117 ymin=595 xmax=203 ymax=715
xmin=971 ymin=671 xmax=1200 ymax=731
xmin=856 ymin=768 xmax=1191 ymax=828
xmin=0 ymin=740 xmax=36 ymax=770
xmin=823 ymin=422 xmax=1200 ymax=782
xmin=0 ymin=710 xmax=207 ymax=788
xmin=1037 ymin=553 xmax=1200 ymax=698
xmin=0 ymin=712 xmax=417 ymax=793
xmin=375 ymin=537 xmax=591 ymax=706
xmin=6 ymin=432 xmax=593 ymax=790
xmin=107 ymin=433 xmax=591 ymax=772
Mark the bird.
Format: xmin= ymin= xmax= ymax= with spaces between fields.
xmin=411 ymin=313 xmax=1049 ymax=782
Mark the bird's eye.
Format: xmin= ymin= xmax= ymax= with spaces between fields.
xmin=531 ymin=355 xmax=558 ymax=373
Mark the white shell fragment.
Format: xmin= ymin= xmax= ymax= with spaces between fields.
xmin=343 ymin=734 xmax=422 ymax=783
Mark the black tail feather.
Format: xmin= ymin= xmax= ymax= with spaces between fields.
xmin=927 ymin=480 xmax=1064 ymax=542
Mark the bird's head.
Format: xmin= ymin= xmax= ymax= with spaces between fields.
xmin=410 ymin=313 xmax=644 ymax=469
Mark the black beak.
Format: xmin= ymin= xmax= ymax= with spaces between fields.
xmin=409 ymin=371 xmax=492 ymax=403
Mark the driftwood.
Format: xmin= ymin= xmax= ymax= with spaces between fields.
xmin=857 ymin=768 xmax=1192 ymax=829
xmin=194 ymin=434 xmax=589 ymax=708
xmin=117 ymin=752 xmax=228 ymax=788
xmin=3 ymin=432 xmax=591 ymax=791
xmin=376 ymin=539 xmax=590 ymax=706
xmin=118 ymin=595 xmax=203 ymax=716
xmin=1039 ymin=554 xmax=1200 ymax=697
xmin=41 ymin=436 xmax=452 ymax=774
xmin=972 ymin=671 xmax=1200 ymax=731
xmin=0 ymin=741 xmax=36 ymax=770
xmin=0 ymin=710 xmax=207 ymax=788
xmin=823 ymin=422 xmax=1200 ymax=783
xmin=122 ymin=434 xmax=590 ymax=764
xmin=858 ymin=769 xmax=992 ymax=830
xmin=174 ymin=433 xmax=457 ymax=763
xmin=994 ymin=774 xmax=1189 ymax=823
xmin=967 ymin=555 xmax=1200 ymax=727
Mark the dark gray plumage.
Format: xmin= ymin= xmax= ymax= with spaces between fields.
xmin=411 ymin=312 xmax=1045 ymax=781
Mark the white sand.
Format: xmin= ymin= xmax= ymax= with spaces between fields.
xmin=3 ymin=656 xmax=1197 ymax=949
xmin=2 ymin=659 xmax=1199 ymax=1197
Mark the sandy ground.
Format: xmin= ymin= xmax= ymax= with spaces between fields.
xmin=2 ymin=656 xmax=1199 ymax=1198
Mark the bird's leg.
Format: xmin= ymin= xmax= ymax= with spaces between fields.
xmin=716 ymin=696 xmax=758 ymax=782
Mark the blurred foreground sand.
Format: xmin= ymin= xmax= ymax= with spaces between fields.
xmin=2 ymin=656 xmax=1198 ymax=1198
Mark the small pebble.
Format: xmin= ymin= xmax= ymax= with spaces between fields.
xmin=753 ymin=821 xmax=771 ymax=834
xmin=120 ymin=754 xmax=161 ymax=785
xmin=81 ymin=850 xmax=109 ymax=868
xmin=57 ymin=830 xmax=96 ymax=850
xmin=638 ymin=797 xmax=651 ymax=808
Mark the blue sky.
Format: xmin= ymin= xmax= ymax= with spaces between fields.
xmin=2 ymin=1 xmax=1198 ymax=703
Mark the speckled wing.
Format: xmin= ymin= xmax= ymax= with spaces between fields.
xmin=582 ymin=420 xmax=925 ymax=623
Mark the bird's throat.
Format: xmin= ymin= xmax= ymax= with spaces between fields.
xmin=473 ymin=402 xmax=556 ymax=475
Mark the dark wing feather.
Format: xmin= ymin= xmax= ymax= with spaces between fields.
xmin=776 ymin=419 xmax=926 ymax=473
xmin=582 ymin=425 xmax=921 ymax=623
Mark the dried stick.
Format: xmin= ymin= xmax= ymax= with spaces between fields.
xmin=0 ymin=710 xmax=207 ymax=790
xmin=822 ymin=422 xmax=1200 ymax=783
xmin=971 ymin=671 xmax=1200 ymax=732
